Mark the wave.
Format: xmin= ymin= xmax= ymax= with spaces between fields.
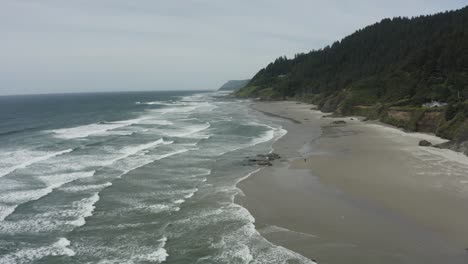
xmin=250 ymin=129 xmax=275 ymax=146
xmin=154 ymin=188 xmax=198 ymax=199
xmin=68 ymin=193 xmax=100 ymax=227
xmin=0 ymin=237 xmax=75 ymax=264
xmin=79 ymin=236 xmax=168 ymax=264
xmin=117 ymin=139 xmax=172 ymax=159
xmin=138 ymin=119 xmax=173 ymax=126
xmin=113 ymin=148 xmax=191 ymax=177
xmin=0 ymin=139 xmax=172 ymax=222
xmin=102 ymin=139 xmax=173 ymax=167
xmin=60 ymin=182 xmax=112 ymax=193
xmin=0 ymin=193 xmax=100 ymax=235
xmin=157 ymin=106 xmax=198 ymax=114
xmin=0 ymin=205 xmax=17 ymax=221
xmin=0 ymin=171 xmax=96 ymax=221
xmin=0 ymin=148 xmax=73 ymax=179
xmin=201 ymin=199 xmax=316 ymax=264
xmin=154 ymin=149 xmax=190 ymax=161
xmin=49 ymin=117 xmax=146 ymax=139
xmin=249 ymin=122 xmax=287 ymax=146
xmin=236 ymin=168 xmax=262 ymax=186
xmin=166 ymin=122 xmax=211 ymax=138
xmin=146 ymin=101 xmax=215 ymax=115
xmin=137 ymin=100 xmax=187 ymax=106
xmin=136 ymin=237 xmax=168 ymax=263
xmin=58 ymin=149 xmax=191 ymax=228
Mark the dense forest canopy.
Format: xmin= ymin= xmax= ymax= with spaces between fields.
xmin=239 ymin=6 xmax=468 ymax=106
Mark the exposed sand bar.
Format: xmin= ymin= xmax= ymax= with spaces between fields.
xmin=237 ymin=101 xmax=468 ymax=264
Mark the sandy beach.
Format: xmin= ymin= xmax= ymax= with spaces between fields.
xmin=236 ymin=101 xmax=468 ymax=264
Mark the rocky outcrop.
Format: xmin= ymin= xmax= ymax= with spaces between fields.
xmin=436 ymin=140 xmax=468 ymax=155
xmin=246 ymin=153 xmax=281 ymax=166
xmin=419 ymin=140 xmax=432 ymax=146
xmin=331 ymin=120 xmax=346 ymax=125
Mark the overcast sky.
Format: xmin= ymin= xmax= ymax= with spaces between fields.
xmin=1 ymin=0 xmax=466 ymax=95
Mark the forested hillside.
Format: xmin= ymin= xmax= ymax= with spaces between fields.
xmin=236 ymin=6 xmax=468 ymax=153
xmin=218 ymin=79 xmax=250 ymax=91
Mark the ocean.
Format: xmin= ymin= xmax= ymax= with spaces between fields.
xmin=0 ymin=91 xmax=314 ymax=264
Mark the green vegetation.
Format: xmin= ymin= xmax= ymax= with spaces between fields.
xmin=218 ymin=79 xmax=250 ymax=91
xmin=236 ymin=6 xmax=468 ymax=143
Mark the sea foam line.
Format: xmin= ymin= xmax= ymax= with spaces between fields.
xmin=49 ymin=117 xmax=147 ymax=139
xmin=0 ymin=237 xmax=75 ymax=264
xmin=104 ymin=139 xmax=173 ymax=166
xmin=0 ymin=149 xmax=73 ymax=179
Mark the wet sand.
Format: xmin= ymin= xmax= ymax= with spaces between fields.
xmin=236 ymin=101 xmax=468 ymax=264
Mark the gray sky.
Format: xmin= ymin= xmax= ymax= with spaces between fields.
xmin=1 ymin=0 xmax=466 ymax=95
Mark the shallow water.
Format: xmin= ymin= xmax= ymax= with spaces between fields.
xmin=0 ymin=91 xmax=313 ymax=263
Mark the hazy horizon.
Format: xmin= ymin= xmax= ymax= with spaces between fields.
xmin=1 ymin=0 xmax=466 ymax=96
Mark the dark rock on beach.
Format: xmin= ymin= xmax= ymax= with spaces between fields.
xmin=419 ymin=140 xmax=432 ymax=147
xmin=257 ymin=160 xmax=273 ymax=166
xmin=245 ymin=153 xmax=281 ymax=166
xmin=257 ymin=153 xmax=281 ymax=160
xmin=331 ymin=120 xmax=347 ymax=125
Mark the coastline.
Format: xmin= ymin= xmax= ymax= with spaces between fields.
xmin=236 ymin=101 xmax=468 ymax=264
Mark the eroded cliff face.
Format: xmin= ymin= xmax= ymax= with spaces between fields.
xmin=387 ymin=110 xmax=412 ymax=122
xmin=417 ymin=111 xmax=443 ymax=133
xmin=296 ymin=93 xmax=468 ymax=155
xmin=383 ymin=109 xmax=444 ymax=133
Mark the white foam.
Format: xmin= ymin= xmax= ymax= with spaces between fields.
xmin=136 ymin=237 xmax=168 ymax=263
xmin=190 ymin=168 xmax=212 ymax=178
xmin=155 ymin=105 xmax=198 ymax=114
xmin=260 ymin=225 xmax=317 ymax=238
xmin=105 ymin=148 xmax=192 ymax=186
xmin=68 ymin=193 xmax=100 ymax=227
xmin=53 ymin=238 xmax=75 ymax=256
xmin=138 ymin=119 xmax=174 ymax=126
xmin=236 ymin=168 xmax=262 ymax=186
xmin=0 ymin=148 xmax=73 ymax=179
xmin=146 ymin=204 xmax=173 ymax=213
xmin=138 ymin=248 xmax=168 ymax=263
xmin=167 ymin=123 xmax=211 ymax=138
xmin=49 ymin=117 xmax=146 ymax=139
xmin=138 ymin=101 xmax=186 ymax=106
xmin=0 ymin=237 xmax=75 ymax=264
xmin=183 ymin=188 xmax=198 ymax=199
xmin=105 ymin=139 xmax=173 ymax=166
xmin=39 ymin=171 xmax=96 ymax=189
xmin=154 ymin=149 xmax=190 ymax=161
xmin=60 ymin=182 xmax=112 ymax=192
xmin=246 ymin=121 xmax=287 ymax=148
xmin=0 ymin=171 xmax=96 ymax=221
xmin=0 ymin=205 xmax=17 ymax=221
xmin=174 ymin=199 xmax=185 ymax=204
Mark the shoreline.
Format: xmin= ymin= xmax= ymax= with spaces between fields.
xmin=236 ymin=100 xmax=468 ymax=264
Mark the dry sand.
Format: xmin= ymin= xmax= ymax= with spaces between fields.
xmin=236 ymin=101 xmax=468 ymax=264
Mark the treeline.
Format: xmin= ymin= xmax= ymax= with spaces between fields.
xmin=237 ymin=6 xmax=468 ymax=106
